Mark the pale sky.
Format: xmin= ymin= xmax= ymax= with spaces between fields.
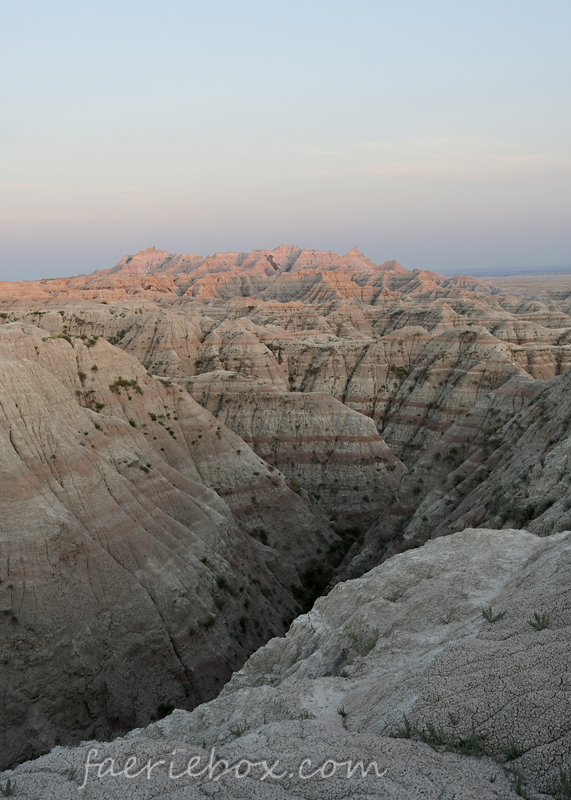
xmin=1 ymin=0 xmax=570 ymax=280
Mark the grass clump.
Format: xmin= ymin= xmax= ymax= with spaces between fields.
xmin=229 ymin=722 xmax=248 ymax=738
xmin=511 ymin=767 xmax=528 ymax=798
xmin=417 ymin=722 xmax=447 ymax=749
xmin=482 ymin=606 xmax=506 ymax=623
xmin=501 ymin=740 xmax=523 ymax=760
xmin=395 ymin=715 xmax=413 ymax=739
xmin=449 ymin=723 xmax=488 ymax=757
xmin=0 ymin=779 xmax=15 ymax=797
xmin=554 ymin=765 xmax=571 ymax=799
xmin=392 ymin=715 xmax=487 ymax=757
xmin=289 ymin=478 xmax=303 ymax=495
xmin=528 ymin=611 xmax=550 ymax=630
xmin=50 ymin=332 xmax=72 ymax=344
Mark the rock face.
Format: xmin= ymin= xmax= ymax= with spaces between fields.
xmin=5 ymin=245 xmax=571 ymax=470
xmin=0 ymin=323 xmax=338 ymax=769
xmin=342 ymin=361 xmax=571 ymax=579
xmin=2 ymin=527 xmax=568 ymax=798
xmin=3 ymin=246 xmax=571 ymax=779
xmin=186 ymin=370 xmax=405 ymax=529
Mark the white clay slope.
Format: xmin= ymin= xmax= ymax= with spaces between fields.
xmin=2 ymin=527 xmax=568 ymax=798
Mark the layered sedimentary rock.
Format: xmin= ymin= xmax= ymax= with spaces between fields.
xmin=3 ymin=247 xmax=571 ymax=559
xmin=186 ymin=370 xmax=405 ymax=529
xmin=3 ymin=527 xmax=568 ymax=798
xmin=344 ymin=363 xmax=571 ymax=577
xmin=4 ymin=245 xmax=571 ymax=776
xmin=5 ymin=246 xmax=571 ymax=471
xmin=0 ymin=323 xmax=338 ymax=769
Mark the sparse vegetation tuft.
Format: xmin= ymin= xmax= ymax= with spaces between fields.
xmin=501 ymin=740 xmax=524 ymax=760
xmin=229 ymin=722 xmax=248 ymax=738
xmin=395 ymin=715 xmax=413 ymax=739
xmin=0 ymin=779 xmax=15 ymax=797
xmin=392 ymin=715 xmax=487 ymax=757
xmin=554 ymin=765 xmax=571 ymax=799
xmin=482 ymin=607 xmax=506 ymax=623
xmin=109 ymin=377 xmax=143 ymax=395
xmin=528 ymin=611 xmax=550 ymax=631
xmin=512 ymin=767 xmax=529 ymax=798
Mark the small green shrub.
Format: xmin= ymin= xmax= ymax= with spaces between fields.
xmin=528 ymin=611 xmax=550 ymax=631
xmin=555 ymin=764 xmax=571 ymax=798
xmin=392 ymin=716 xmax=487 ymax=757
xmin=439 ymin=609 xmax=455 ymax=625
xmin=109 ymin=377 xmax=143 ymax=395
xmin=449 ymin=724 xmax=487 ymax=757
xmin=512 ymin=767 xmax=528 ymax=798
xmin=229 ymin=722 xmax=248 ymax=738
xmin=482 ymin=607 xmax=505 ymax=623
xmin=0 ymin=779 xmax=15 ymax=797
xmin=501 ymin=740 xmax=523 ymax=760
xmin=395 ymin=715 xmax=413 ymax=739
xmin=417 ymin=722 xmax=448 ymax=749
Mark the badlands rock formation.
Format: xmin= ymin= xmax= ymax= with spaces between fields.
xmin=3 ymin=245 xmax=571 ymax=777
xmin=342 ymin=359 xmax=571 ymax=579
xmin=185 ymin=370 xmax=405 ymax=529
xmin=4 ymin=245 xmax=571 ymax=483
xmin=2 ymin=527 xmax=568 ymax=798
xmin=4 ymin=247 xmax=571 ymax=532
xmin=0 ymin=323 xmax=338 ymax=769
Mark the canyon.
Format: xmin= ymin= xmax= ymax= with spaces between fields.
xmin=2 ymin=527 xmax=569 ymax=798
xmin=0 ymin=245 xmax=570 ymax=794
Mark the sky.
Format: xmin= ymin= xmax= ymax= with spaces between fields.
xmin=1 ymin=0 xmax=570 ymax=280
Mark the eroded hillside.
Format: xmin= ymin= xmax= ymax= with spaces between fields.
xmin=2 ymin=246 xmax=571 ymax=768
xmin=0 ymin=324 xmax=342 ymax=768
xmin=3 ymin=528 xmax=569 ymax=798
